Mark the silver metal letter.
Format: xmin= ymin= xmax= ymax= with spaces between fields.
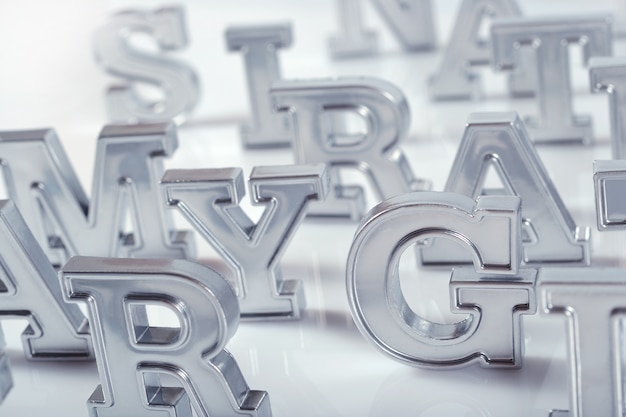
xmin=593 ymin=160 xmax=626 ymax=231
xmin=271 ymin=77 xmax=430 ymax=219
xmin=328 ymin=0 xmax=378 ymax=58
xmin=421 ymin=113 xmax=590 ymax=266
xmin=93 ymin=6 xmax=200 ymax=125
xmin=590 ymin=56 xmax=626 ymax=159
xmin=0 ymin=329 xmax=12 ymax=404
xmin=162 ymin=164 xmax=329 ymax=319
xmin=226 ymin=23 xmax=293 ymax=148
xmin=0 ymin=200 xmax=92 ymax=359
xmin=347 ymin=191 xmax=536 ymax=368
xmin=62 ymin=256 xmax=271 ymax=417
xmin=0 ymin=123 xmax=193 ymax=267
xmin=370 ymin=0 xmax=436 ymax=51
xmin=491 ymin=15 xmax=612 ymax=144
xmin=428 ymin=0 xmax=524 ymax=100
xmin=329 ymin=0 xmax=436 ymax=58
xmin=539 ymin=268 xmax=626 ymax=417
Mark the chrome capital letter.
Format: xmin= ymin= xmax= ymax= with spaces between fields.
xmin=589 ymin=56 xmax=626 ymax=159
xmin=428 ymin=0 xmax=524 ymax=100
xmin=370 ymin=0 xmax=436 ymax=51
xmin=93 ymin=6 xmax=200 ymax=125
xmin=271 ymin=77 xmax=430 ymax=219
xmin=162 ymin=164 xmax=329 ymax=319
xmin=328 ymin=0 xmax=378 ymax=58
xmin=421 ymin=112 xmax=590 ymax=265
xmin=62 ymin=256 xmax=271 ymax=417
xmin=226 ymin=23 xmax=293 ymax=148
xmin=329 ymin=0 xmax=436 ymax=58
xmin=0 ymin=329 xmax=12 ymax=404
xmin=0 ymin=123 xmax=193 ymax=267
xmin=0 ymin=200 xmax=92 ymax=359
xmin=593 ymin=160 xmax=626 ymax=231
xmin=539 ymin=268 xmax=626 ymax=417
xmin=491 ymin=15 xmax=612 ymax=144
xmin=347 ymin=192 xmax=535 ymax=368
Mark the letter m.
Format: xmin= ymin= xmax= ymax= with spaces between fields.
xmin=0 ymin=123 xmax=192 ymax=267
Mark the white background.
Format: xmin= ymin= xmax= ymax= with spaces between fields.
xmin=1 ymin=0 xmax=626 ymax=416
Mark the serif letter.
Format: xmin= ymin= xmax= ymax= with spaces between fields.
xmin=62 ymin=256 xmax=272 ymax=417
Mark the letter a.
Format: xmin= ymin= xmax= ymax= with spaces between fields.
xmin=420 ymin=112 xmax=589 ymax=266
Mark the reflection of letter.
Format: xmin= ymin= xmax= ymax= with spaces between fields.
xmin=162 ymin=164 xmax=329 ymax=319
xmin=370 ymin=363 xmax=514 ymax=417
xmin=0 ymin=328 xmax=12 ymax=404
xmin=589 ymin=57 xmax=626 ymax=158
xmin=271 ymin=77 xmax=429 ymax=219
xmin=421 ymin=112 xmax=590 ymax=266
xmin=0 ymin=200 xmax=92 ymax=360
xmin=428 ymin=0 xmax=523 ymax=100
xmin=0 ymin=123 xmax=192 ymax=267
xmin=62 ymin=256 xmax=272 ymax=417
xmin=492 ymin=15 xmax=612 ymax=143
xmin=226 ymin=23 xmax=293 ymax=148
xmin=93 ymin=6 xmax=200 ymax=125
xmin=347 ymin=191 xmax=535 ymax=368
xmin=539 ymin=268 xmax=626 ymax=417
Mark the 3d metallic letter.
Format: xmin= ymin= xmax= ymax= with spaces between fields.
xmin=226 ymin=23 xmax=293 ymax=148
xmin=0 ymin=200 xmax=92 ymax=360
xmin=0 ymin=329 xmax=12 ymax=404
xmin=93 ymin=6 xmax=200 ymax=125
xmin=347 ymin=192 xmax=537 ymax=368
xmin=329 ymin=0 xmax=436 ymax=58
xmin=62 ymin=256 xmax=271 ymax=417
xmin=593 ymin=160 xmax=626 ymax=231
xmin=162 ymin=164 xmax=329 ymax=319
xmin=421 ymin=112 xmax=590 ymax=265
xmin=0 ymin=123 xmax=192 ymax=267
xmin=371 ymin=0 xmax=436 ymax=51
xmin=491 ymin=15 xmax=612 ymax=143
xmin=271 ymin=77 xmax=429 ymax=219
xmin=589 ymin=56 xmax=626 ymax=159
xmin=539 ymin=268 xmax=626 ymax=417
xmin=428 ymin=0 xmax=525 ymax=100
xmin=329 ymin=0 xmax=377 ymax=58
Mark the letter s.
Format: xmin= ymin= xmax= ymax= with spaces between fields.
xmin=93 ymin=6 xmax=200 ymax=125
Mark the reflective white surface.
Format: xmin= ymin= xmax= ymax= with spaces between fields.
xmin=1 ymin=0 xmax=626 ymax=415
